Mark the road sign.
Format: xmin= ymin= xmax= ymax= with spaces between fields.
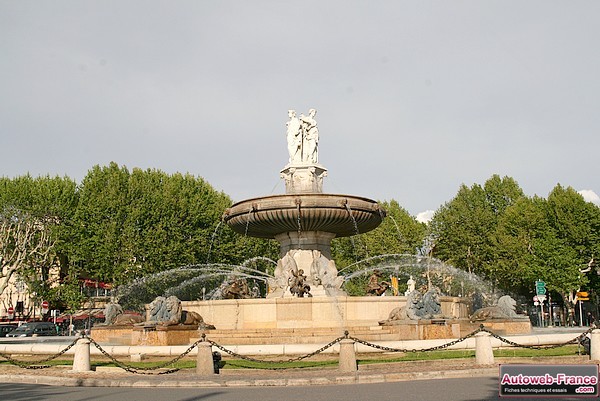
xmin=535 ymin=280 xmax=547 ymax=295
xmin=537 ymin=294 xmax=547 ymax=302
xmin=533 ymin=295 xmax=539 ymax=302
xmin=577 ymin=291 xmax=590 ymax=301
xmin=7 ymin=307 xmax=14 ymax=315
xmin=41 ymin=301 xmax=49 ymax=314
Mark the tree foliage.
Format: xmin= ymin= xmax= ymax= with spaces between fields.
xmin=430 ymin=175 xmax=600 ymax=308
xmin=0 ymin=175 xmax=79 ymax=311
xmin=2 ymin=166 xmax=598 ymax=314
xmin=429 ymin=175 xmax=525 ymax=280
xmin=332 ymin=199 xmax=426 ymax=268
xmin=71 ymin=163 xmax=278 ymax=286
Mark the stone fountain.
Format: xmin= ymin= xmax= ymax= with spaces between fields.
xmin=93 ymin=109 xmax=529 ymax=347
xmin=180 ymin=109 xmax=474 ymax=344
xmin=223 ymin=108 xmax=384 ymax=298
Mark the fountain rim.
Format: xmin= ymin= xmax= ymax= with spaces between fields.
xmin=223 ymin=193 xmax=386 ymax=239
xmin=228 ymin=193 xmax=382 ymax=208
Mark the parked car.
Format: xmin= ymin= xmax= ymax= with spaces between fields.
xmin=0 ymin=323 xmax=18 ymax=337
xmin=5 ymin=322 xmax=57 ymax=337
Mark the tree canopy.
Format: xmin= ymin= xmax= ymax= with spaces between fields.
xmin=429 ymin=175 xmax=600 ymax=310
xmin=1 ymin=166 xmax=598 ymax=314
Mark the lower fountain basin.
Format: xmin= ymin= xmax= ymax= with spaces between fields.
xmin=90 ymin=297 xmax=531 ymax=346
xmin=223 ymin=194 xmax=385 ymax=238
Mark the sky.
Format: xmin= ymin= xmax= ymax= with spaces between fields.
xmin=1 ymin=1 xmax=599 ymax=221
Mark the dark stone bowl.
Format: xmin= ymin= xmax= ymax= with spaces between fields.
xmin=223 ymin=194 xmax=385 ymax=239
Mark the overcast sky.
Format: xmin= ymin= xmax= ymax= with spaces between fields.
xmin=1 ymin=1 xmax=599 ymax=219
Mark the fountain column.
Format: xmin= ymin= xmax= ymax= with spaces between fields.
xmin=269 ymin=162 xmax=346 ymax=297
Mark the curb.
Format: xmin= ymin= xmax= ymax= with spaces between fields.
xmin=0 ymin=367 xmax=498 ymax=388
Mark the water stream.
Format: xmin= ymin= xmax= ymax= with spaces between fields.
xmin=205 ymin=220 xmax=223 ymax=263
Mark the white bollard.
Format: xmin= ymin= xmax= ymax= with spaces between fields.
xmin=589 ymin=329 xmax=600 ymax=361
xmin=475 ymin=331 xmax=495 ymax=365
xmin=196 ymin=341 xmax=216 ymax=375
xmin=72 ymin=337 xmax=92 ymax=372
xmin=338 ymin=338 xmax=357 ymax=373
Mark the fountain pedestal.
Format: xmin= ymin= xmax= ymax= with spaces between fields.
xmin=269 ymin=231 xmax=344 ymax=297
xmin=280 ymin=163 xmax=327 ymax=194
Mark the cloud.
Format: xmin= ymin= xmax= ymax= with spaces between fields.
xmin=416 ymin=210 xmax=435 ymax=224
xmin=578 ymin=190 xmax=600 ymax=206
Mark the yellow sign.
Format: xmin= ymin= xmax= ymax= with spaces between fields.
xmin=577 ymin=291 xmax=589 ymax=300
xmin=390 ymin=276 xmax=399 ymax=296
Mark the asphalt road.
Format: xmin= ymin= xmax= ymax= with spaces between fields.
xmin=0 ymin=376 xmax=551 ymax=401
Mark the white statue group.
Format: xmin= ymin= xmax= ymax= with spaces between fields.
xmin=286 ymin=108 xmax=319 ymax=164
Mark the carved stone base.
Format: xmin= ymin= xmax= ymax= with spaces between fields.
xmin=267 ymin=231 xmax=346 ymax=298
xmin=280 ymin=163 xmax=327 ymax=194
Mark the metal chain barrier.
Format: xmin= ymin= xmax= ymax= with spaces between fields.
xmin=207 ymin=334 xmax=346 ymax=368
xmin=0 ymin=337 xmax=79 ymax=369
xmin=347 ymin=327 xmax=485 ymax=353
xmin=0 ymin=326 xmax=595 ymax=373
xmin=84 ymin=335 xmax=204 ymax=375
xmin=348 ymin=325 xmax=595 ymax=353
xmin=479 ymin=326 xmax=595 ymax=350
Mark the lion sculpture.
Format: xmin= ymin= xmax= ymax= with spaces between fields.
xmin=137 ymin=296 xmax=215 ymax=329
xmin=379 ymin=287 xmax=446 ymax=325
xmin=99 ymin=302 xmax=144 ymax=326
xmin=379 ymin=290 xmax=423 ymax=325
xmin=420 ymin=287 xmax=443 ymax=319
xmin=469 ymin=295 xmax=524 ymax=322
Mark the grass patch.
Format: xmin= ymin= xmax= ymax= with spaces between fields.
xmin=494 ymin=345 xmax=583 ymax=358
xmin=358 ymin=349 xmax=476 ymax=365
xmin=220 ymin=359 xmax=338 ymax=370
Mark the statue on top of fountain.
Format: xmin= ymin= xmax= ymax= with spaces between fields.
xmin=286 ymin=108 xmax=319 ymax=164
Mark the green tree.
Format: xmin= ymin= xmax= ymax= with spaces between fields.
xmin=72 ymin=163 xmax=131 ymax=283
xmin=495 ymin=196 xmax=548 ymax=292
xmin=538 ymin=185 xmax=600 ymax=316
xmin=429 ymin=175 xmax=525 ymax=282
xmin=332 ymin=199 xmax=426 ymax=268
xmin=494 ymin=184 xmax=600 ymax=318
xmin=0 ymin=175 xmax=79 ymax=311
xmin=71 ymin=163 xmax=278 ymax=287
xmin=122 ymin=168 xmax=240 ymax=275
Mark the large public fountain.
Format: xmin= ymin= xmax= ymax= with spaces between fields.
xmin=92 ymin=109 xmax=530 ymax=346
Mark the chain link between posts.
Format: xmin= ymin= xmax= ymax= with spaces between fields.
xmin=480 ymin=325 xmax=595 ymax=350
xmin=0 ymin=336 xmax=79 ymax=369
xmin=349 ymin=325 xmax=596 ymax=353
xmin=347 ymin=327 xmax=484 ymax=353
xmin=0 ymin=326 xmax=595 ymax=373
xmin=85 ymin=335 xmax=204 ymax=375
xmin=206 ymin=333 xmax=345 ymax=367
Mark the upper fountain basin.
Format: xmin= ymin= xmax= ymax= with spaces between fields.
xmin=223 ymin=194 xmax=385 ymax=239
